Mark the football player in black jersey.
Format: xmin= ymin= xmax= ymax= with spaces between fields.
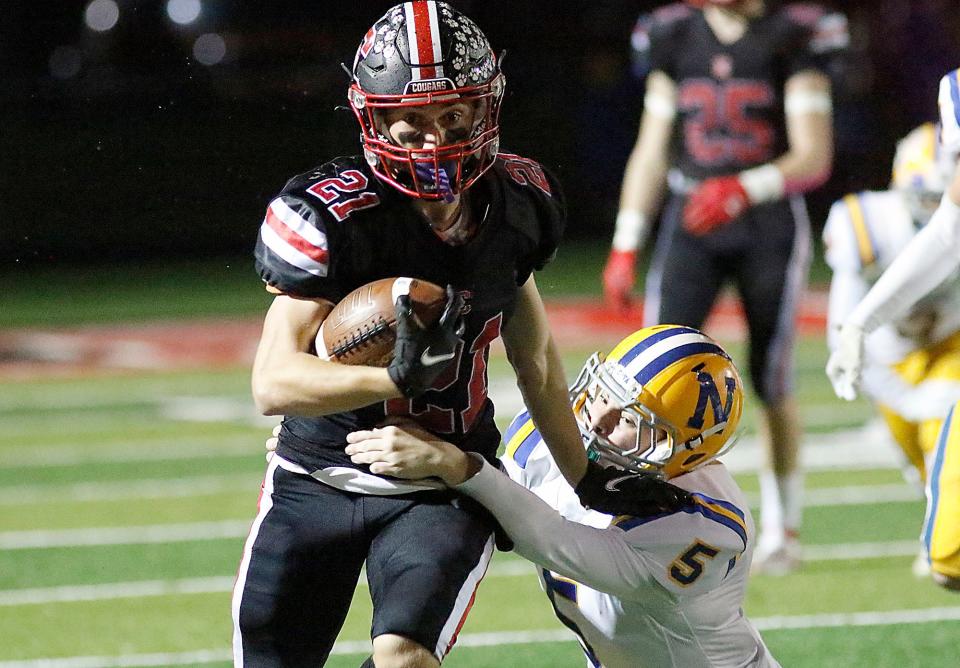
xmin=602 ymin=0 xmax=847 ymax=575
xmin=232 ymin=3 xmax=688 ymax=667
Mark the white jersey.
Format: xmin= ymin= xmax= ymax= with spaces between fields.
xmin=455 ymin=412 xmax=778 ymax=668
xmin=824 ymin=189 xmax=960 ymax=414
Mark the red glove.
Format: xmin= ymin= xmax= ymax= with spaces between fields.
xmin=682 ymin=176 xmax=750 ymax=236
xmin=602 ymin=249 xmax=637 ymax=313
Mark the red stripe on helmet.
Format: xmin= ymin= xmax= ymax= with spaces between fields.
xmin=409 ymin=1 xmax=438 ymax=80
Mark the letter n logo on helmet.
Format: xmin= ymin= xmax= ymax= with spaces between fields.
xmin=686 ymin=363 xmax=737 ymax=430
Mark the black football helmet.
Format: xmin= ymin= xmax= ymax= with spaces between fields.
xmin=348 ymin=1 xmax=505 ymax=200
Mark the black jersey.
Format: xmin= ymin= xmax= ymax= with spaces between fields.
xmin=254 ymin=153 xmax=565 ymax=473
xmin=632 ymin=2 xmax=847 ymax=180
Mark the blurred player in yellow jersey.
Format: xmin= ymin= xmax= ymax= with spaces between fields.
xmin=827 ymin=69 xmax=960 ymax=590
xmin=824 ymin=123 xmax=960 ymax=486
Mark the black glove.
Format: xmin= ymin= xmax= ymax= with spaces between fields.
xmin=387 ymin=285 xmax=464 ymax=398
xmin=575 ymin=460 xmax=692 ymax=517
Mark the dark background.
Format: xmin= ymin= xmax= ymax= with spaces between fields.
xmin=2 ymin=0 xmax=959 ymax=268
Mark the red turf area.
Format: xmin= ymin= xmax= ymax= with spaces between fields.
xmin=0 ymin=292 xmax=828 ymax=379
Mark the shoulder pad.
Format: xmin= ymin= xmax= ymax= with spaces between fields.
xmin=283 ymin=156 xmax=383 ymax=224
xmin=610 ymin=492 xmax=747 ymax=552
xmin=939 ymin=70 xmax=960 ymax=155
xmin=650 ymin=2 xmax=694 ymax=27
xmin=494 ymin=153 xmax=566 ymax=272
xmin=783 ymin=3 xmax=849 ymax=55
xmin=823 ymin=191 xmax=914 ymax=274
xmin=503 ymin=410 xmax=541 ymax=468
xmin=255 ymin=194 xmax=332 ymax=297
xmin=631 ymin=4 xmax=693 ymax=78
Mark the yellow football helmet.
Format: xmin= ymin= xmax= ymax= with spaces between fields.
xmin=891 ymin=122 xmax=950 ymax=225
xmin=570 ymin=325 xmax=743 ymax=479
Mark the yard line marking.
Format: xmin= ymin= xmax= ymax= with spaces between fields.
xmin=0 ymin=411 xmax=897 ymax=473
xmin=743 ymin=483 xmax=922 ymax=508
xmin=0 ymin=577 xmax=235 ymax=606
xmin=3 ymin=608 xmax=960 ymax=667
xmin=0 ymin=442 xmax=256 ymax=469
xmin=0 ymin=563 xmax=536 ymax=605
xmin=754 ymin=606 xmax=960 ymax=630
xmin=0 ymin=542 xmax=919 ymax=606
xmin=0 ymin=471 xmax=919 ymax=507
xmin=0 ymin=509 xmax=924 ymax=555
xmin=801 ymin=540 xmax=919 ymax=561
xmin=0 ymin=520 xmax=251 ymax=549
xmin=0 ymin=474 xmax=260 ymax=505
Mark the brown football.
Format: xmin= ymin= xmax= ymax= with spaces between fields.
xmin=316 ymin=277 xmax=447 ymax=366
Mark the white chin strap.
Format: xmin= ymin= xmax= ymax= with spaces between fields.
xmin=682 ymin=421 xmax=726 ymax=450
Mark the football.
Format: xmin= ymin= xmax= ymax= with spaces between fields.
xmin=316 ymin=277 xmax=447 ymax=366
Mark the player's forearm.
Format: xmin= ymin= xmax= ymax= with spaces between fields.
xmin=503 ymin=279 xmax=587 ymax=484
xmin=514 ymin=337 xmax=587 ymax=485
xmin=457 ymin=458 xmax=647 ymax=599
xmin=847 ymin=194 xmax=960 ymax=333
xmin=740 ymin=74 xmax=833 ymax=205
xmin=252 ymin=353 xmax=399 ymax=416
xmin=826 ymin=271 xmax=868 ymax=351
xmin=614 ymin=72 xmax=674 ymax=251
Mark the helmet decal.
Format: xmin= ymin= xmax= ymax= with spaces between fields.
xmin=404 ymin=1 xmax=445 ymax=81
xmin=348 ymin=1 xmax=505 ymax=200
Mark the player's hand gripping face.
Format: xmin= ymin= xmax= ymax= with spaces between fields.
xmin=574 ymin=390 xmax=693 ymax=517
xmin=378 ymin=100 xmax=483 ymax=202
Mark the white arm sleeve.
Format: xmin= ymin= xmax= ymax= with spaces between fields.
xmin=847 ymin=195 xmax=960 ymax=333
xmin=458 ymin=458 xmax=657 ymax=599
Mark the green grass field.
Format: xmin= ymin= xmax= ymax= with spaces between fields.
xmin=1 ymin=246 xmax=958 ymax=667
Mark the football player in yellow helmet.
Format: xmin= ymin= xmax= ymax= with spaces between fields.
xmin=824 ymin=122 xmax=960 ymax=580
xmin=827 ymin=67 xmax=960 ymax=592
xmin=341 ymin=325 xmax=781 ymax=667
xmin=569 ymin=324 xmax=744 ymax=480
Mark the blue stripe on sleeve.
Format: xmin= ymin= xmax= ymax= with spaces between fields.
xmin=950 ymin=70 xmax=960 ymax=129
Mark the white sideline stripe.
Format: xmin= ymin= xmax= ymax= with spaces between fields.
xmin=0 ymin=562 xmax=537 ymax=606
xmin=753 ymin=606 xmax=960 ymax=631
xmin=4 ymin=609 xmax=960 ymax=667
xmin=0 ymin=542 xmax=918 ymax=606
xmin=0 ymin=520 xmax=251 ymax=549
xmin=744 ymin=483 xmax=922 ymax=508
xmin=0 ymin=470 xmax=919 ymax=507
xmin=0 ymin=474 xmax=260 ymax=505
xmin=0 ymin=507 xmax=922 ymax=552
xmin=0 ymin=443 xmax=256 ymax=469
xmin=802 ymin=540 xmax=918 ymax=561
xmin=0 ymin=577 xmax=236 ymax=606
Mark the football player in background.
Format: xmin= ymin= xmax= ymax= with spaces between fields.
xmin=827 ymin=69 xmax=960 ymax=592
xmin=342 ymin=325 xmax=781 ymax=667
xmin=601 ymin=0 xmax=847 ymax=574
xmin=234 ymin=3 xmax=688 ymax=666
xmin=824 ymin=124 xmax=960 ymax=487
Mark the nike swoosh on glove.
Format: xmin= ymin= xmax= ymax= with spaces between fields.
xmin=683 ymin=176 xmax=750 ymax=236
xmin=388 ymin=285 xmax=465 ymax=398
xmin=575 ymin=460 xmax=692 ymax=517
